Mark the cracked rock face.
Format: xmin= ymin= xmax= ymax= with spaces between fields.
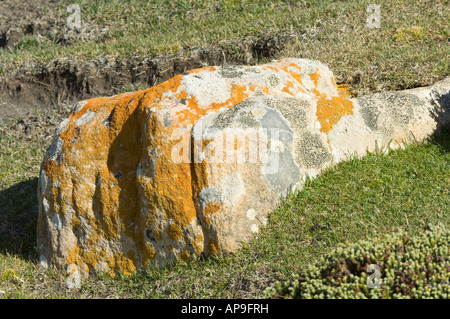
xmin=36 ymin=58 xmax=450 ymax=276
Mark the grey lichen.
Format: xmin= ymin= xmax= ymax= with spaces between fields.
xmin=296 ymin=133 xmax=332 ymax=169
xmin=359 ymin=92 xmax=421 ymax=131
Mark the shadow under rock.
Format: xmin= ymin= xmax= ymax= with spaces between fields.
xmin=0 ymin=177 xmax=39 ymax=261
xmin=428 ymin=89 xmax=450 ymax=152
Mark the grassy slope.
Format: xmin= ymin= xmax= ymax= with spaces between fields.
xmin=1 ymin=120 xmax=448 ymax=298
xmin=0 ymin=0 xmax=448 ymax=94
xmin=0 ymin=0 xmax=449 ymax=298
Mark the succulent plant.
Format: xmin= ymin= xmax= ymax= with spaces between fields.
xmin=264 ymin=224 xmax=449 ymax=299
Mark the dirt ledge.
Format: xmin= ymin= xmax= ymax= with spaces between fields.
xmin=0 ymin=32 xmax=297 ymax=121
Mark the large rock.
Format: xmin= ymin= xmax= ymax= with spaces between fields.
xmin=37 ymin=58 xmax=450 ymax=276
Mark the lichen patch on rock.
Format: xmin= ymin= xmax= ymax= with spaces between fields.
xmin=37 ymin=58 xmax=450 ymax=276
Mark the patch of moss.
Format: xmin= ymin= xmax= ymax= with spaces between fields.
xmin=393 ymin=26 xmax=426 ymax=42
xmin=0 ymin=269 xmax=19 ymax=281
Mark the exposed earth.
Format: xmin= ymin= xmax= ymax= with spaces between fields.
xmin=0 ymin=0 xmax=448 ymax=299
xmin=0 ymin=0 xmax=60 ymax=50
xmin=0 ymin=0 xmax=299 ymax=122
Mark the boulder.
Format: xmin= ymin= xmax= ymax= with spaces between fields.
xmin=37 ymin=58 xmax=450 ymax=276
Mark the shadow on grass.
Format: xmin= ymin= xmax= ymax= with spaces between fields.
xmin=429 ymin=127 xmax=450 ymax=153
xmin=429 ymin=89 xmax=450 ymax=152
xmin=0 ymin=177 xmax=39 ymax=261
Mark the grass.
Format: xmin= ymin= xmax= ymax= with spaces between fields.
xmin=0 ymin=0 xmax=448 ymax=95
xmin=0 ymin=110 xmax=448 ymax=297
xmin=0 ymin=0 xmax=448 ymax=299
xmin=0 ymin=110 xmax=64 ymax=259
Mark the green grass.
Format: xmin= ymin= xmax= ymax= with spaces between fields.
xmin=0 ymin=0 xmax=448 ymax=94
xmin=0 ymin=109 xmax=448 ymax=297
xmin=0 ymin=0 xmax=449 ymax=299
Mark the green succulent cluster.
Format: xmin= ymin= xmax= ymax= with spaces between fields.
xmin=265 ymin=224 xmax=449 ymax=299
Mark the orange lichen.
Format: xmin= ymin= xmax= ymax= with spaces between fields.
xmin=288 ymin=66 xmax=303 ymax=84
xmin=264 ymin=61 xmax=309 ymax=97
xmin=337 ymin=83 xmax=356 ymax=98
xmin=180 ymin=250 xmax=190 ymax=262
xmin=307 ymin=67 xmax=354 ymax=133
xmin=186 ymin=66 xmax=216 ymax=74
xmin=207 ymin=239 xmax=220 ymax=255
xmin=204 ymin=201 xmax=221 ymax=216
xmin=105 ymin=253 xmax=136 ymax=277
xmin=142 ymin=243 xmax=156 ymax=265
xmin=327 ymin=138 xmax=333 ymax=151
xmin=316 ymin=96 xmax=354 ymax=133
xmin=84 ymin=251 xmax=100 ymax=268
xmin=309 ymin=68 xmax=324 ymax=97
xmin=309 ymin=68 xmax=320 ymax=87
xmin=45 ymin=60 xmax=349 ymax=275
xmin=153 ymin=229 xmax=162 ymax=240
xmin=71 ymin=215 xmax=81 ymax=228
xmin=46 ymin=94 xmax=144 ymax=274
xmin=168 ymin=223 xmax=183 ymax=241
xmin=66 ymin=245 xmax=84 ymax=269
xmin=282 ymin=81 xmax=296 ymax=96
xmin=49 ymin=63 xmax=287 ymax=273
xmin=191 ymin=234 xmax=204 ymax=255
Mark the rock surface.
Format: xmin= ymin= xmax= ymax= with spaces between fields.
xmin=37 ymin=58 xmax=450 ymax=276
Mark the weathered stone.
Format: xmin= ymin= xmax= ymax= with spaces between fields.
xmin=37 ymin=58 xmax=450 ymax=276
